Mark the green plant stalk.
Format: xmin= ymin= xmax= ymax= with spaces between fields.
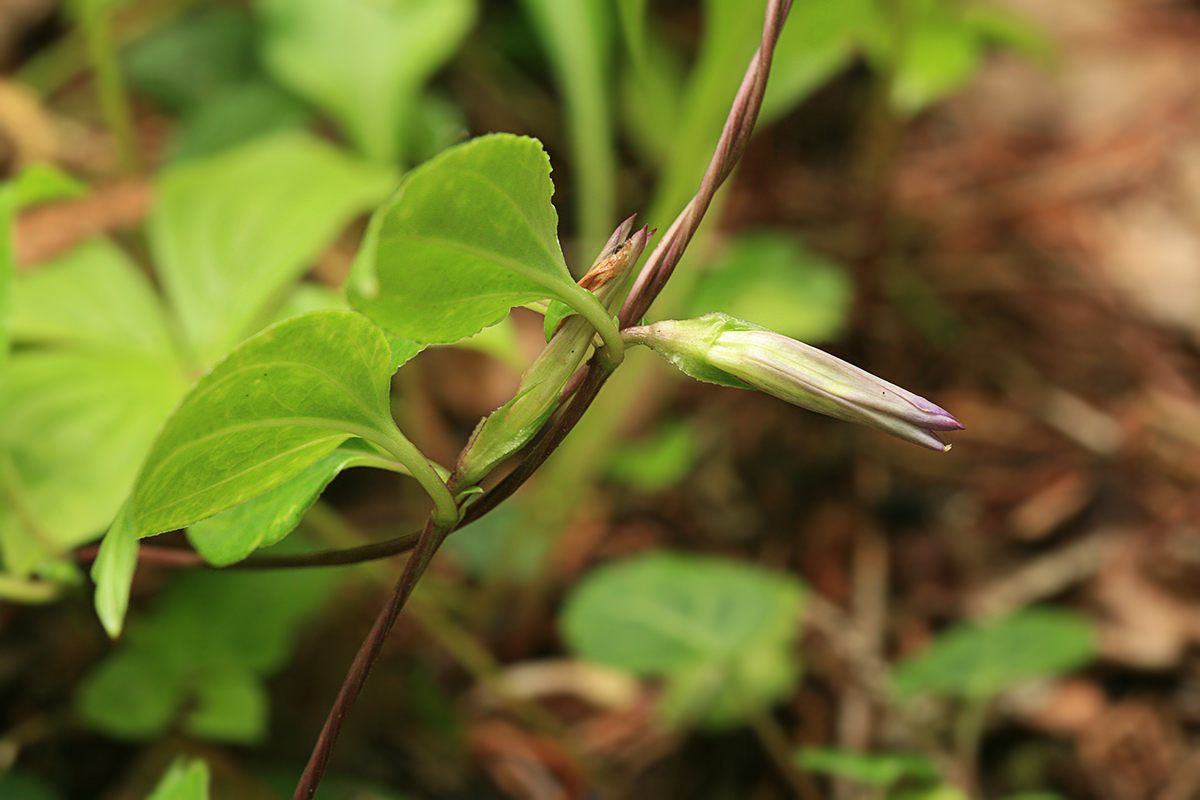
xmin=18 ymin=0 xmax=202 ymax=96
xmin=78 ymin=0 xmax=142 ymax=176
xmin=360 ymin=425 xmax=457 ymax=528
xmin=953 ymin=697 xmax=989 ymax=797
xmin=517 ymin=0 xmax=616 ymax=258
xmin=647 ymin=0 xmax=767 ymax=229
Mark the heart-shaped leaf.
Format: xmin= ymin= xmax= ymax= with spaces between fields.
xmin=349 ymin=134 xmax=613 ymax=347
xmin=131 ymin=311 xmax=409 ymax=536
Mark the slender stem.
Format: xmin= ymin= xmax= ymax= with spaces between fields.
xmin=747 ymin=707 xmax=822 ymax=800
xmin=369 ymin=426 xmax=458 ymax=528
xmin=293 ymin=518 xmax=451 ymax=800
xmin=77 ymin=0 xmax=141 ymax=176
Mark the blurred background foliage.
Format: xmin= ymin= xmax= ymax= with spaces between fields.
xmin=5 ymin=0 xmax=1200 ymax=798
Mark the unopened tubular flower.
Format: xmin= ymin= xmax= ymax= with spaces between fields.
xmin=624 ymin=313 xmax=963 ymax=452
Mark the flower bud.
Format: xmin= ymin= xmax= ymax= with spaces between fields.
xmin=457 ymin=220 xmax=651 ymax=487
xmin=624 ymin=313 xmax=963 ymax=451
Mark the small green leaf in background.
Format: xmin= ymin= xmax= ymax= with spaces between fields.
xmin=11 ymin=239 xmax=179 ymax=361
xmin=149 ymin=132 xmax=396 ymax=367
xmin=619 ymin=30 xmax=685 ymax=166
xmin=125 ymin=5 xmax=258 ymax=114
xmin=1 ymin=348 xmax=187 ymax=576
xmin=2 ymin=236 xmax=188 ymax=577
xmin=761 ymin=0 xmax=879 ymax=123
xmin=0 ymin=184 xmax=14 ymax=373
xmin=0 ymin=773 xmax=58 ymax=800
xmin=962 ymin=4 xmax=1054 ymax=64
xmin=147 ymin=757 xmax=209 ymax=800
xmin=690 ymin=232 xmax=852 ymax=343
xmin=186 ymin=441 xmax=390 ymax=566
xmin=517 ymin=0 xmax=615 ymax=254
xmin=0 ymin=163 xmax=88 ymax=373
xmin=255 ymin=0 xmax=475 ymax=165
xmin=125 ymin=6 xmax=309 ymax=162
xmin=607 ymin=419 xmax=699 ymax=492
xmin=561 ymin=551 xmax=806 ymax=729
xmin=444 ymin=504 xmax=548 ymax=582
xmin=892 ymin=608 xmax=1095 ymax=701
xmin=78 ymin=567 xmax=336 ymax=743
xmin=889 ymin=0 xmax=983 ymax=117
xmin=131 ymin=311 xmax=405 ymax=537
xmin=168 ymin=79 xmax=310 ymax=164
xmin=350 ymin=134 xmax=611 ymax=346
xmin=794 ymin=748 xmax=939 ymax=788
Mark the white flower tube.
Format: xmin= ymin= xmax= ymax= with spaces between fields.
xmin=624 ymin=313 xmax=963 ymax=452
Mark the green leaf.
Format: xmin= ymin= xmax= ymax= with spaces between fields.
xmin=9 ymin=163 xmax=88 ymax=208
xmin=1 ymin=164 xmax=101 ymax=389
xmin=616 ymin=0 xmax=648 ymax=70
xmin=761 ymin=0 xmax=877 ymax=123
xmin=186 ymin=443 xmax=383 ymax=566
xmin=147 ymin=757 xmax=210 ymax=800
xmin=349 ymin=134 xmax=613 ymax=346
xmin=11 ymin=239 xmax=179 ymax=360
xmin=619 ymin=31 xmax=685 ymax=165
xmin=517 ymin=0 xmax=615 ymax=253
xmin=131 ymin=311 xmax=407 ymax=537
xmin=0 ymin=185 xmax=13 ymax=374
xmin=90 ymin=502 xmax=138 ymax=638
xmin=962 ymin=5 xmax=1054 ymax=64
xmin=690 ymin=232 xmax=852 ymax=343
xmin=149 ymin=132 xmax=396 ymax=367
xmin=125 ymin=5 xmax=259 ymax=114
xmin=645 ymin=0 xmax=767 ymax=225
xmin=255 ymin=0 xmax=475 ymax=164
xmin=169 ymin=79 xmax=310 ymax=164
xmin=893 ymin=608 xmax=1096 ymax=701
xmin=0 ymin=351 xmax=188 ymax=575
xmin=887 ymin=1 xmax=984 ymax=116
xmin=561 ymin=551 xmax=806 ymax=729
xmin=78 ymin=567 xmax=336 ymax=743
xmin=794 ymin=748 xmax=938 ymax=788
xmin=607 ymin=419 xmax=698 ymax=492
xmin=0 ymin=773 xmax=59 ymax=800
